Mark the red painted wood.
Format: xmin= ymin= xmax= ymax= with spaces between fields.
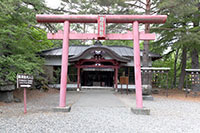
xmin=79 ymin=65 xmax=119 ymax=69
xmin=133 ymin=21 xmax=143 ymax=108
xmin=79 ymin=59 xmax=117 ymax=65
xmin=115 ymin=68 xmax=118 ymax=89
xmin=77 ymin=67 xmax=80 ymax=89
xmin=36 ymin=15 xmax=167 ymax=24
xmin=59 ymin=21 xmax=70 ymax=107
xmin=98 ymin=16 xmax=106 ymax=39
xmin=114 ymin=69 xmax=116 ymax=88
xmin=24 ymin=88 xmax=27 ymax=114
xmin=47 ymin=31 xmax=155 ymax=40
xmin=36 ymin=14 xmax=167 ymax=109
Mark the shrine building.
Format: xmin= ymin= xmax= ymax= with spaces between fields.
xmin=40 ymin=41 xmax=160 ymax=90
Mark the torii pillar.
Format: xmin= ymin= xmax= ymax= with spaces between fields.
xmin=36 ymin=15 xmax=167 ymax=114
xmin=59 ymin=21 xmax=70 ymax=107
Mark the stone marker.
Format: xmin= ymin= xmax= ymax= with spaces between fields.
xmin=0 ymin=84 xmax=15 ymax=102
xmin=143 ymin=95 xmax=154 ymax=101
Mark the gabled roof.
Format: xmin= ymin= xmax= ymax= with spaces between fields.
xmin=40 ymin=45 xmax=161 ymax=61
xmin=69 ymin=45 xmax=130 ymax=62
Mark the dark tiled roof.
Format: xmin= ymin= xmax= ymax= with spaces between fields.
xmin=40 ymin=45 xmax=161 ymax=59
xmin=68 ymin=45 xmax=130 ymax=62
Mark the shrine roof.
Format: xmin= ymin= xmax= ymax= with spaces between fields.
xmin=40 ymin=45 xmax=161 ymax=61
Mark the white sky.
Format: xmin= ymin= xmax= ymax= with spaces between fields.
xmin=44 ymin=0 xmax=150 ymax=41
xmin=45 ymin=0 xmax=61 ymax=9
xmin=44 ymin=0 xmax=165 ymax=48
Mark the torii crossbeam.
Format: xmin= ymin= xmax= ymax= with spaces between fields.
xmin=36 ymin=14 xmax=167 ymax=109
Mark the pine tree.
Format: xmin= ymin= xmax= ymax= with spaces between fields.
xmin=0 ymin=0 xmax=53 ymax=86
xmin=152 ymin=0 xmax=200 ymax=89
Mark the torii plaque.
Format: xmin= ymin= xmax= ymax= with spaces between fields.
xmin=36 ymin=14 xmax=167 ymax=110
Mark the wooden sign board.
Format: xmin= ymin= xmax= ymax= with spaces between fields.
xmin=120 ymin=76 xmax=129 ymax=84
xmin=98 ymin=16 xmax=106 ymax=39
xmin=17 ymin=74 xmax=34 ymax=88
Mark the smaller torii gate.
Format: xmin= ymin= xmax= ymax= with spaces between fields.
xmin=36 ymin=15 xmax=167 ymax=110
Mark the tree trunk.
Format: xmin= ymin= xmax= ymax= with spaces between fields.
xmin=143 ymin=0 xmax=150 ymax=67
xmin=190 ymin=10 xmax=200 ymax=92
xmin=142 ymin=0 xmax=151 ymax=85
xmin=178 ymin=47 xmax=187 ymax=90
xmin=173 ymin=48 xmax=180 ymax=88
xmin=191 ymin=48 xmax=199 ymax=69
xmin=191 ymin=48 xmax=199 ymax=92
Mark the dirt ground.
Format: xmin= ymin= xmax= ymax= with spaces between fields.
xmin=0 ymin=89 xmax=59 ymax=106
xmin=153 ymin=88 xmax=200 ymax=102
xmin=13 ymin=88 xmax=59 ymax=100
xmin=1 ymin=88 xmax=200 ymax=106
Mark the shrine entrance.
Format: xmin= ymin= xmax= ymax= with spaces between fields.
xmin=36 ymin=14 xmax=167 ymax=110
xmin=81 ymin=70 xmax=114 ymax=87
xmin=69 ymin=42 xmax=129 ymax=89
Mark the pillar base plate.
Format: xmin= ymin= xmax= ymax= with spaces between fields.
xmin=143 ymin=95 xmax=154 ymax=101
xmin=53 ymin=106 xmax=71 ymax=112
xmin=131 ymin=107 xmax=150 ymax=115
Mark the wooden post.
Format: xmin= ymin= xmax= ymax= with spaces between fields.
xmin=133 ymin=21 xmax=143 ymax=108
xmin=24 ymin=88 xmax=27 ymax=114
xmin=59 ymin=21 xmax=70 ymax=107
xmin=77 ymin=67 xmax=80 ymax=89
xmin=36 ymin=14 xmax=167 ymax=108
xmin=126 ymin=78 xmax=128 ymax=95
xmin=115 ymin=68 xmax=118 ymax=89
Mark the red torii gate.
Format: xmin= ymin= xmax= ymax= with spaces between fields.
xmin=36 ymin=14 xmax=167 ymax=109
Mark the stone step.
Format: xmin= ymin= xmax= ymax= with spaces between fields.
xmin=81 ymin=86 xmax=114 ymax=90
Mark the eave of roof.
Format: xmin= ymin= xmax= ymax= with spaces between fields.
xmin=40 ymin=45 xmax=161 ymax=60
xmin=69 ymin=45 xmax=130 ymax=62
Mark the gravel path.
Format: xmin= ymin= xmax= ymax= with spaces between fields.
xmin=1 ymin=89 xmax=200 ymax=133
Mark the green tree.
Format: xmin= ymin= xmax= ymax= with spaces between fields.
xmin=152 ymin=0 xmax=200 ymax=89
xmin=0 ymin=0 xmax=54 ymax=86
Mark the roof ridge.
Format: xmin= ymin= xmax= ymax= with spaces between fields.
xmin=40 ymin=47 xmax=61 ymax=53
xmin=106 ymin=45 xmax=132 ymax=49
xmin=70 ymin=44 xmax=90 ymax=47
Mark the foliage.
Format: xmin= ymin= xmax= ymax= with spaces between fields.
xmin=0 ymin=55 xmax=43 ymax=85
xmin=0 ymin=0 xmax=54 ymax=86
xmin=1 ymin=0 xmax=200 ymax=90
xmin=58 ymin=0 xmax=138 ymax=45
xmin=151 ymin=0 xmax=200 ymax=88
xmin=152 ymin=0 xmax=200 ymax=53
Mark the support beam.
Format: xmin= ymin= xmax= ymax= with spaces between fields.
xmin=78 ymin=59 xmax=118 ymax=65
xmin=36 ymin=14 xmax=167 ymax=111
xmin=77 ymin=67 xmax=80 ymax=89
xmin=115 ymin=68 xmax=118 ymax=89
xmin=36 ymin=14 xmax=167 ymax=24
xmin=59 ymin=21 xmax=70 ymax=107
xmin=47 ymin=31 xmax=155 ymax=41
xmin=79 ymin=65 xmax=119 ymax=69
xmin=133 ymin=21 xmax=143 ymax=108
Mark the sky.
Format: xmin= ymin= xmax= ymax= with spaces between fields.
xmin=43 ymin=0 xmax=166 ymax=47
xmin=45 ymin=0 xmax=61 ymax=9
xmin=44 ymin=0 xmax=152 ymax=42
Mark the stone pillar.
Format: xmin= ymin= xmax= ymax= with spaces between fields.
xmin=43 ymin=66 xmax=54 ymax=83
xmin=0 ymin=85 xmax=15 ymax=102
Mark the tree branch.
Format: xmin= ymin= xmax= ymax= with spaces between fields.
xmin=135 ymin=0 xmax=146 ymax=6
xmin=128 ymin=3 xmax=145 ymax=10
